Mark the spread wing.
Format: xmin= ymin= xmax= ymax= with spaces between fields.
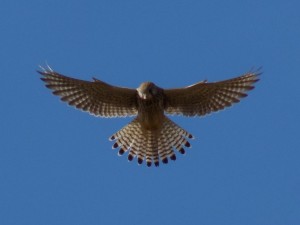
xmin=164 ymin=70 xmax=260 ymax=116
xmin=38 ymin=66 xmax=138 ymax=117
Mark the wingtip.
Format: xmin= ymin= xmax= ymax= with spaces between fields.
xmin=37 ymin=64 xmax=55 ymax=75
xmin=36 ymin=69 xmax=43 ymax=75
xmin=92 ymin=77 xmax=100 ymax=82
xmin=249 ymin=66 xmax=263 ymax=77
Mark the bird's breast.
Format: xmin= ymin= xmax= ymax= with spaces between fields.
xmin=137 ymin=98 xmax=164 ymax=131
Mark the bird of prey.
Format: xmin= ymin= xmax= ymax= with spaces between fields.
xmin=39 ymin=66 xmax=260 ymax=167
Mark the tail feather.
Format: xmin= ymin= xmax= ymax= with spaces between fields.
xmin=109 ymin=116 xmax=194 ymax=167
xmin=136 ymin=134 xmax=147 ymax=164
xmin=110 ymin=118 xmax=141 ymax=156
xmin=145 ymin=132 xmax=159 ymax=167
xmin=158 ymin=117 xmax=193 ymax=160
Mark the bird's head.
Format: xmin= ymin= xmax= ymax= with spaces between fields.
xmin=137 ymin=82 xmax=159 ymax=100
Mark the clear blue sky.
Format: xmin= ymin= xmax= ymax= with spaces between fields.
xmin=1 ymin=1 xmax=299 ymax=224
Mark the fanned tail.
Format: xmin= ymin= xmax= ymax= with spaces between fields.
xmin=109 ymin=116 xmax=194 ymax=167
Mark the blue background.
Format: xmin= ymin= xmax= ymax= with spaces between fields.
xmin=1 ymin=1 xmax=299 ymax=224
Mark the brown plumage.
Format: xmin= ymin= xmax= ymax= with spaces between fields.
xmin=38 ymin=65 xmax=260 ymax=167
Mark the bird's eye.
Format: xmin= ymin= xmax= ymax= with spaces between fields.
xmin=148 ymin=87 xmax=157 ymax=95
xmin=149 ymin=88 xmax=156 ymax=95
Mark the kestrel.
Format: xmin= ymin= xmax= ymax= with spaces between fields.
xmin=39 ymin=66 xmax=260 ymax=167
